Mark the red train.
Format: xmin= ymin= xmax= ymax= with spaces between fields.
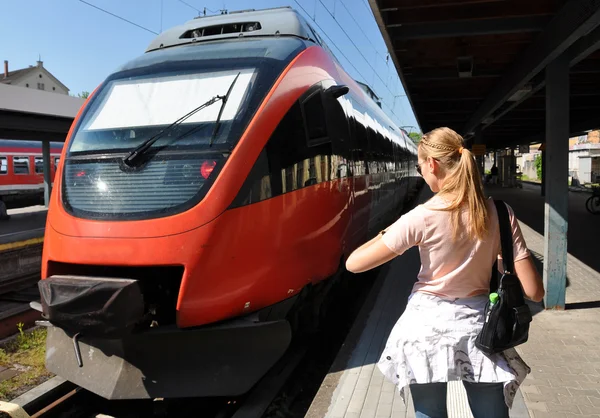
xmin=36 ymin=7 xmax=421 ymax=399
xmin=0 ymin=140 xmax=63 ymax=218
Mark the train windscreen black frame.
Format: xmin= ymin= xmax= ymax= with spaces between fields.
xmin=61 ymin=37 xmax=306 ymax=221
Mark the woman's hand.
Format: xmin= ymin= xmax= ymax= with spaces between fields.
xmin=345 ymin=232 xmax=398 ymax=273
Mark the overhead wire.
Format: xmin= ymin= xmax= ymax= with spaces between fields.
xmin=335 ymin=0 xmax=397 ymax=89
xmin=172 ymin=1 xmax=221 ymax=17
xmin=176 ymin=0 xmax=203 ymax=14
xmin=320 ymin=0 xmax=409 ymax=123
xmin=293 ymin=0 xmax=407 ymax=124
xmin=360 ymin=0 xmax=373 ymax=17
xmin=316 ymin=0 xmax=393 ymax=94
xmin=291 ymin=0 xmax=370 ymax=86
xmin=78 ymin=0 xmax=158 ymax=35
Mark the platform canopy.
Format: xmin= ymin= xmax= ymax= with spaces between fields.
xmin=0 ymin=83 xmax=85 ymax=142
xmin=369 ymin=0 xmax=600 ymax=149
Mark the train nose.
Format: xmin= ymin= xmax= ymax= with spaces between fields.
xmin=38 ymin=275 xmax=145 ymax=338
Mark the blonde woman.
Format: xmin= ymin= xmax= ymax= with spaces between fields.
xmin=346 ymin=127 xmax=544 ymax=418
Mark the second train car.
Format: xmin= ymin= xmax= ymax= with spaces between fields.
xmin=36 ymin=6 xmax=421 ymax=399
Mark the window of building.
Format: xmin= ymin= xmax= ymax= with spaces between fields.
xmin=39 ymin=74 xmax=42 ymax=78
xmin=35 ymin=157 xmax=44 ymax=174
xmin=0 ymin=157 xmax=7 ymax=174
xmin=13 ymin=156 xmax=30 ymax=174
xmin=52 ymin=87 xmax=56 ymax=91
xmin=26 ymin=83 xmax=29 ymax=87
xmin=37 ymin=83 xmax=45 ymax=90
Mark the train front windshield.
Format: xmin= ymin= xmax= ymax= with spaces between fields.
xmin=70 ymin=68 xmax=256 ymax=153
xmin=62 ymin=37 xmax=305 ymax=220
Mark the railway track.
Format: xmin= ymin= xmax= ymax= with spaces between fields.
xmin=6 ymin=346 xmax=306 ymax=418
xmin=0 ymin=237 xmax=44 ymax=338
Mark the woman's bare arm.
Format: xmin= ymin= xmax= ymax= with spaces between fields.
xmin=345 ymin=234 xmax=398 ymax=273
xmin=514 ymin=256 xmax=544 ymax=302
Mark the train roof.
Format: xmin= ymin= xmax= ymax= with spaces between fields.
xmin=139 ymin=6 xmax=417 ymax=153
xmin=146 ymin=7 xmax=319 ymax=52
xmin=118 ymin=36 xmax=307 ymax=74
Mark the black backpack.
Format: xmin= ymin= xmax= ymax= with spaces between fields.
xmin=475 ymin=200 xmax=532 ymax=355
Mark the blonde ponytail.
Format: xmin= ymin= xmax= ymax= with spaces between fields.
xmin=419 ymin=127 xmax=489 ymax=241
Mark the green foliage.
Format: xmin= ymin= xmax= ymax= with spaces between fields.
xmin=408 ymin=132 xmax=422 ymax=144
xmin=534 ymin=154 xmax=543 ymax=180
xmin=77 ymin=91 xmax=90 ymax=99
xmin=0 ymin=327 xmax=51 ymax=401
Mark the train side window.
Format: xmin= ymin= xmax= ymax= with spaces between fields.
xmin=13 ymin=156 xmax=30 ymax=175
xmin=35 ymin=157 xmax=44 ymax=174
xmin=271 ymin=101 xmax=331 ymax=192
xmin=301 ymin=91 xmax=328 ymax=147
xmin=0 ymin=157 xmax=6 ymax=174
xmin=230 ymin=100 xmax=333 ymax=208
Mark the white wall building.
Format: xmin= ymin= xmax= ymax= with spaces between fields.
xmin=569 ymin=141 xmax=600 ymax=184
xmin=2 ymin=60 xmax=69 ymax=95
xmin=511 ymin=131 xmax=600 ymax=185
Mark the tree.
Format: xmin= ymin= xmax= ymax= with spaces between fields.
xmin=408 ymin=132 xmax=422 ymax=144
xmin=534 ymin=154 xmax=542 ymax=180
xmin=77 ymin=91 xmax=90 ymax=99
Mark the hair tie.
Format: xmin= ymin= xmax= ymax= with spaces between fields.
xmin=458 ymin=147 xmax=464 ymax=154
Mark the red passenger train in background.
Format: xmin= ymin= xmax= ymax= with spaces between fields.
xmin=35 ymin=7 xmax=422 ymax=400
xmin=0 ymin=140 xmax=63 ymax=217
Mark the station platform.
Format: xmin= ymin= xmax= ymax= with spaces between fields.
xmin=307 ymin=182 xmax=600 ymax=418
xmin=0 ymin=206 xmax=46 ymax=249
xmin=487 ymin=182 xmax=600 ymax=276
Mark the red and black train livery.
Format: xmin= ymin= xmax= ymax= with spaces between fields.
xmin=37 ymin=7 xmax=420 ymax=399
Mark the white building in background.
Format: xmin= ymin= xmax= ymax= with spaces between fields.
xmin=1 ymin=59 xmax=69 ymax=95
xmin=569 ymin=133 xmax=600 ymax=184
xmin=512 ymin=130 xmax=600 ymax=185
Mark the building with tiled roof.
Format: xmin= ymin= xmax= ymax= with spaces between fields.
xmin=2 ymin=59 xmax=69 ymax=95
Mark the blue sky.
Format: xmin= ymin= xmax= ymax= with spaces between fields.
xmin=0 ymin=0 xmax=419 ymax=131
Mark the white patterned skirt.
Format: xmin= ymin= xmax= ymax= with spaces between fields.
xmin=377 ymin=292 xmax=531 ymax=408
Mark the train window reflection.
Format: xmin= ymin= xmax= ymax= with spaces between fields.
xmin=35 ymin=157 xmax=44 ymax=174
xmin=271 ymin=101 xmax=332 ymax=194
xmin=302 ymin=91 xmax=328 ymax=146
xmin=0 ymin=157 xmax=6 ymax=174
xmin=14 ymin=157 xmax=30 ymax=175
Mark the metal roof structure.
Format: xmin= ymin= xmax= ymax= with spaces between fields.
xmin=369 ymin=0 xmax=600 ymax=149
xmin=0 ymin=83 xmax=84 ymax=142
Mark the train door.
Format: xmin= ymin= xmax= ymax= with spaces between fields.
xmin=345 ymin=98 xmax=370 ymax=249
xmin=320 ymin=80 xmax=353 ymax=252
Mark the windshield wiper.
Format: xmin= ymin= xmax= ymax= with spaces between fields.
xmin=122 ymin=95 xmax=223 ymax=167
xmin=209 ymin=72 xmax=240 ymax=147
xmin=122 ymin=73 xmax=241 ymax=167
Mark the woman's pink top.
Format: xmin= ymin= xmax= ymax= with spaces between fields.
xmin=381 ymin=195 xmax=530 ymax=299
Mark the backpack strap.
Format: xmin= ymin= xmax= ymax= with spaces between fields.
xmin=490 ymin=260 xmax=499 ymax=293
xmin=494 ymin=200 xmax=515 ymax=275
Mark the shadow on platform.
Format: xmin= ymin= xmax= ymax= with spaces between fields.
xmin=485 ymin=182 xmax=600 ymax=275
